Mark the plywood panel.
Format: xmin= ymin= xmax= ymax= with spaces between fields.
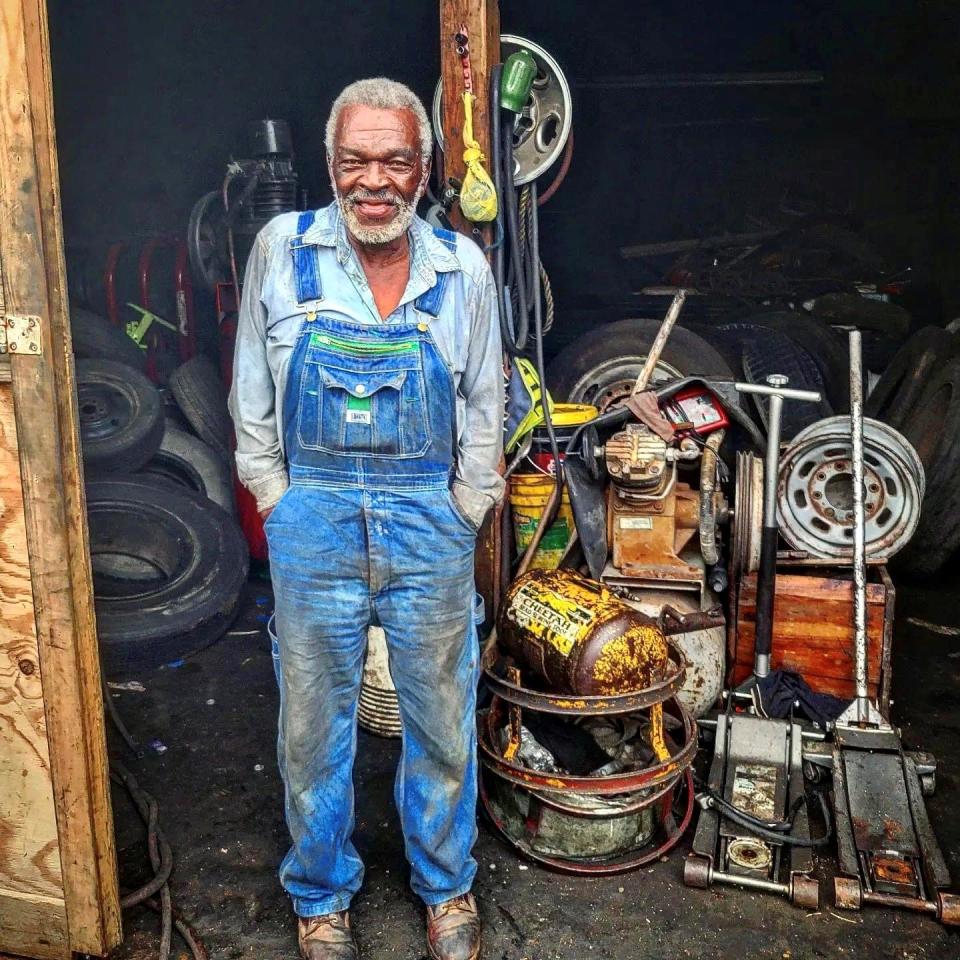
xmin=0 ymin=0 xmax=121 ymax=953
xmin=0 ymin=386 xmax=63 ymax=903
xmin=0 ymin=889 xmax=68 ymax=960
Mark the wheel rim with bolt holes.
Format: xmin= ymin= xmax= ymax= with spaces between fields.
xmin=433 ymin=35 xmax=572 ymax=186
xmin=777 ymin=416 xmax=924 ymax=561
xmin=565 ymin=356 xmax=683 ymax=412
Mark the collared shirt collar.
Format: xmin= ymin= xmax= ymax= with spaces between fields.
xmin=301 ymin=202 xmax=460 ymax=276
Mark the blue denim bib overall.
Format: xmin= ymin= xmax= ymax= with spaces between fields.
xmin=265 ymin=212 xmax=479 ymax=918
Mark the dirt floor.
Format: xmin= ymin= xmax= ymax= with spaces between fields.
xmin=105 ymin=573 xmax=960 ymax=960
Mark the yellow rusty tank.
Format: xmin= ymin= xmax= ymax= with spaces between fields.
xmin=497 ymin=569 xmax=671 ymax=696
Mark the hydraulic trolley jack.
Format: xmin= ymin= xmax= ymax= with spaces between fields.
xmin=685 ymin=375 xmax=825 ymax=907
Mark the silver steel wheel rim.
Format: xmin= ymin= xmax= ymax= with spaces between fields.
xmin=566 ymin=356 xmax=683 ymax=411
xmin=433 ymin=35 xmax=573 ymax=185
xmin=777 ymin=416 xmax=924 ymax=560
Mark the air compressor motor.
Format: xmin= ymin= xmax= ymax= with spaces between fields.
xmin=187 ymin=118 xmax=300 ymax=293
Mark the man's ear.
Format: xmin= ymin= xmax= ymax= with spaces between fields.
xmin=420 ymin=156 xmax=432 ymax=190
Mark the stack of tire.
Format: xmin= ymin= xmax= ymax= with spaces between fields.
xmin=864 ymin=327 xmax=960 ymax=577
xmin=71 ymin=308 xmax=248 ymax=675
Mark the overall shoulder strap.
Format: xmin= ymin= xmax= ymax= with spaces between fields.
xmin=414 ymin=227 xmax=458 ymax=317
xmin=290 ymin=210 xmax=322 ymax=303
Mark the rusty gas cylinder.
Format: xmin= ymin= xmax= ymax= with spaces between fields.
xmin=497 ymin=569 xmax=671 ymax=696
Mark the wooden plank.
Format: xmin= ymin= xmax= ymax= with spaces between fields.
xmin=18 ymin=0 xmax=120 ymax=951
xmin=0 ymin=890 xmax=68 ymax=960
xmin=438 ymin=0 xmax=500 ymax=236
xmin=0 ymin=386 xmax=63 ymax=903
xmin=439 ymin=1 xmax=502 ymax=617
xmin=731 ymin=570 xmax=889 ymax=702
xmin=0 ymin=0 xmax=120 ymax=954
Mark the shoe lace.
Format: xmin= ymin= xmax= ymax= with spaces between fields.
xmin=430 ymin=895 xmax=474 ymax=922
xmin=303 ymin=912 xmax=348 ymax=936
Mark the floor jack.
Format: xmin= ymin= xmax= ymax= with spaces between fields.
xmin=685 ymin=375 xmax=825 ymax=907
xmin=803 ymin=332 xmax=960 ymax=926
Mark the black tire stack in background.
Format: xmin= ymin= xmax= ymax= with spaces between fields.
xmin=71 ymin=308 xmax=248 ymax=675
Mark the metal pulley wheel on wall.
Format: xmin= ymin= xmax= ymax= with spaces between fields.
xmin=433 ymin=35 xmax=572 ymax=185
xmin=776 ymin=416 xmax=924 ymax=561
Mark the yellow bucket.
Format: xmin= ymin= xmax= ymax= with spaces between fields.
xmin=509 ymin=473 xmax=574 ymax=570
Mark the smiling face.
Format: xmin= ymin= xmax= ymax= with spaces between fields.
xmin=330 ymin=104 xmax=428 ymax=246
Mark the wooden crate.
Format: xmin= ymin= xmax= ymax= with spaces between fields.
xmin=730 ymin=566 xmax=894 ymax=713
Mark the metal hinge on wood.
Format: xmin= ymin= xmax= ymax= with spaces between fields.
xmin=0 ymin=314 xmax=43 ymax=356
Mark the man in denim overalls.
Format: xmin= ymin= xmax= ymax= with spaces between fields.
xmin=229 ymin=79 xmax=504 ymax=960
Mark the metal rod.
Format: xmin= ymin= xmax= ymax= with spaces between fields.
xmin=849 ymin=330 xmax=870 ymax=722
xmin=735 ymin=376 xmax=822 ymax=680
xmin=711 ymin=870 xmax=790 ymax=896
xmin=632 ymin=289 xmax=686 ymax=395
xmin=734 ymin=381 xmax=822 ymax=403
xmin=753 ymin=375 xmax=787 ymax=677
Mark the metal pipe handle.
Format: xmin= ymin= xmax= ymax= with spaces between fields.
xmin=849 ymin=330 xmax=870 ymax=721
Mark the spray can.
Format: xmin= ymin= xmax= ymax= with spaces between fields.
xmin=500 ymin=49 xmax=537 ymax=113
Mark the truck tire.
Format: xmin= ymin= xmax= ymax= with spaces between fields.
xmin=722 ymin=311 xmax=850 ymax=412
xmin=865 ymin=327 xmax=957 ymax=430
xmin=70 ymin=306 xmax=147 ymax=371
xmin=76 ymin=358 xmax=164 ymax=474
xmin=894 ymin=357 xmax=960 ymax=576
xmin=136 ymin=424 xmax=235 ymax=514
xmin=546 ymin=318 xmax=736 ymax=410
xmin=169 ymin=355 xmax=233 ymax=462
xmin=87 ymin=478 xmax=248 ymax=674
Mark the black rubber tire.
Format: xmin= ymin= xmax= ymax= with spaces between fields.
xmin=70 ymin=306 xmax=147 ymax=371
xmin=722 ymin=311 xmax=850 ymax=412
xmin=76 ymin=358 xmax=164 ymax=474
xmin=718 ymin=323 xmax=833 ymax=440
xmin=136 ymin=424 xmax=235 ymax=514
xmin=810 ymin=292 xmax=912 ymax=340
xmin=169 ymin=356 xmax=233 ymax=462
xmin=893 ymin=357 xmax=960 ymax=577
xmin=865 ymin=327 xmax=958 ymax=430
xmin=546 ymin=318 xmax=737 ymax=406
xmin=86 ymin=478 xmax=248 ymax=674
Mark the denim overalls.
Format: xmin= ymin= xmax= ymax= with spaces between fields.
xmin=265 ymin=211 xmax=479 ymax=918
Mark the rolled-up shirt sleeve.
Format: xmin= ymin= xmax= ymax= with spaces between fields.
xmin=453 ymin=263 xmax=505 ymax=529
xmin=228 ymin=234 xmax=289 ymax=513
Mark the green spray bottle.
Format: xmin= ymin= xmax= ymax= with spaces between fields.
xmin=500 ymin=48 xmax=537 ymax=113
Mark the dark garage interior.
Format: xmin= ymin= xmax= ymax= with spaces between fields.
xmin=5 ymin=1 xmax=960 ymax=958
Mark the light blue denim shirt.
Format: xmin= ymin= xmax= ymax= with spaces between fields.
xmin=228 ymin=202 xmax=505 ymax=528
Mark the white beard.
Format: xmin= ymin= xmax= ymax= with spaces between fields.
xmin=336 ymin=184 xmax=424 ymax=245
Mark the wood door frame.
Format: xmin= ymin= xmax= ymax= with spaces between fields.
xmin=0 ymin=0 xmax=120 ymax=955
xmin=437 ymin=0 xmax=503 ymax=622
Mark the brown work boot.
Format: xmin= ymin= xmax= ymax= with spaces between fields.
xmin=425 ymin=893 xmax=481 ymax=960
xmin=297 ymin=911 xmax=358 ymax=959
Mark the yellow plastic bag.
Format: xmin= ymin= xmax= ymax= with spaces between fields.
xmin=459 ymin=91 xmax=498 ymax=222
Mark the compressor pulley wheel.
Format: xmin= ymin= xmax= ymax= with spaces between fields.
xmin=187 ymin=190 xmax=229 ymax=294
xmin=433 ymin=35 xmax=572 ymax=185
xmin=777 ymin=416 xmax=924 ymax=561
xmin=731 ymin=451 xmax=763 ymax=576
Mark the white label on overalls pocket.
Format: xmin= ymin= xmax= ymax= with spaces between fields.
xmin=347 ymin=409 xmax=371 ymax=425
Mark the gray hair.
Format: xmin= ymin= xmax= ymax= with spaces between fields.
xmin=325 ymin=78 xmax=433 ymax=163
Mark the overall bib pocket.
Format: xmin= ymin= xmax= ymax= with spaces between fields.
xmin=295 ymin=331 xmax=431 ymax=457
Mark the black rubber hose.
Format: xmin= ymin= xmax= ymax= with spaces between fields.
xmin=502 ymin=122 xmax=529 ymax=351
xmin=530 ymin=181 xmax=561 ymax=487
xmin=490 ymin=65 xmax=519 ymax=355
xmin=699 ymin=786 xmax=833 ymax=848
